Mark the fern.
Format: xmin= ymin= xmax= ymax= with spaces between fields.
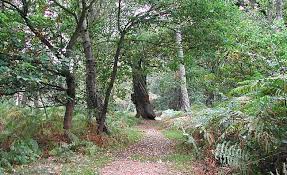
xmin=166 ymin=73 xmax=286 ymax=173
xmin=270 ymin=163 xmax=287 ymax=175
xmin=232 ymin=73 xmax=287 ymax=97
xmin=214 ymin=141 xmax=249 ymax=173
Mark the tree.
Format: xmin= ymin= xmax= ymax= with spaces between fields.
xmin=175 ymin=27 xmax=190 ymax=111
xmin=131 ymin=57 xmax=156 ymax=120
xmin=80 ymin=2 xmax=104 ymax=125
xmin=97 ymin=0 xmax=170 ymax=133
xmin=1 ymin=0 xmax=96 ymax=138
xmin=275 ymin=0 xmax=283 ymax=20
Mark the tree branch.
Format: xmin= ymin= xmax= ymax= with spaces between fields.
xmin=64 ymin=0 xmax=94 ymax=55
xmin=51 ymin=0 xmax=78 ymax=23
xmin=39 ymin=82 xmax=66 ymax=91
xmin=0 ymin=90 xmax=26 ymax=96
xmin=2 ymin=0 xmax=61 ymax=58
xmin=117 ymin=0 xmax=122 ymax=33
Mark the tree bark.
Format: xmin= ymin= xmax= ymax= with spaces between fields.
xmin=2 ymin=0 xmax=97 ymax=140
xmin=63 ymin=72 xmax=75 ymax=131
xmin=81 ymin=19 xmax=103 ymax=124
xmin=275 ymin=0 xmax=283 ymax=20
xmin=175 ymin=28 xmax=190 ymax=111
xmin=131 ymin=59 xmax=156 ymax=120
xmin=33 ymin=93 xmax=40 ymax=108
xmin=97 ymin=33 xmax=125 ymax=133
xmin=205 ymin=91 xmax=215 ymax=107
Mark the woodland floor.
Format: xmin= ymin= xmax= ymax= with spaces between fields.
xmin=11 ymin=120 xmax=195 ymax=175
xmin=100 ymin=120 xmax=183 ymax=175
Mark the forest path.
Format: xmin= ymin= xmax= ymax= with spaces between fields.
xmin=100 ymin=120 xmax=183 ymax=175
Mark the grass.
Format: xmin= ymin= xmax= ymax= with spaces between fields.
xmin=0 ymin=102 xmax=144 ymax=174
xmin=161 ymin=128 xmax=194 ymax=173
xmin=0 ymin=103 xmax=194 ymax=174
xmin=104 ymin=111 xmax=143 ymax=149
xmin=9 ymin=125 xmax=142 ymax=175
xmin=13 ymin=151 xmax=112 ymax=175
xmin=61 ymin=154 xmax=111 ymax=175
xmin=163 ymin=153 xmax=193 ymax=165
xmin=106 ymin=127 xmax=143 ymax=151
xmin=126 ymin=128 xmax=143 ymax=143
xmin=162 ymin=129 xmax=185 ymax=141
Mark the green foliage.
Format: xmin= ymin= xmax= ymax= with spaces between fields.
xmin=170 ymin=71 xmax=286 ymax=173
xmin=49 ymin=140 xmax=102 ymax=162
xmin=106 ymin=111 xmax=143 ymax=147
xmin=163 ymin=129 xmax=185 ymax=141
xmin=214 ymin=141 xmax=249 ymax=173
xmin=1 ymin=0 xmax=287 ymax=174
xmin=0 ymin=139 xmax=41 ymax=170
xmin=0 ymin=102 xmax=64 ymax=143
xmin=107 ymin=111 xmax=141 ymax=130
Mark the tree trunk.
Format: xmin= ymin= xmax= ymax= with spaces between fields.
xmin=33 ymin=94 xmax=40 ymax=108
xmin=15 ymin=92 xmax=22 ymax=106
xmin=267 ymin=0 xmax=275 ymax=22
xmin=205 ymin=91 xmax=215 ymax=107
xmin=131 ymin=59 xmax=156 ymax=120
xmin=63 ymin=73 xmax=75 ymax=131
xmin=81 ymin=19 xmax=103 ymax=124
xmin=1 ymin=1 xmax=4 ymax=11
xmin=249 ymin=0 xmax=257 ymax=9
xmin=97 ymin=33 xmax=125 ymax=133
xmin=275 ymin=0 xmax=283 ymax=20
xmin=175 ymin=28 xmax=190 ymax=111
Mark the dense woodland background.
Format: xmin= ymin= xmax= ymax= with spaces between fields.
xmin=0 ymin=0 xmax=286 ymax=174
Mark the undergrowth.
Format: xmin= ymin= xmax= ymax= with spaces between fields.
xmin=0 ymin=103 xmax=142 ymax=173
xmin=162 ymin=73 xmax=287 ymax=174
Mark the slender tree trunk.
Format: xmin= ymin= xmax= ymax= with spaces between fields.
xmin=1 ymin=1 xmax=4 ymax=11
xmin=131 ymin=59 xmax=156 ymax=120
xmin=34 ymin=94 xmax=39 ymax=108
xmin=98 ymin=33 xmax=125 ymax=133
xmin=175 ymin=28 xmax=190 ymax=111
xmin=249 ymin=0 xmax=257 ymax=9
xmin=81 ymin=19 xmax=103 ymax=124
xmin=267 ymin=0 xmax=275 ymax=22
xmin=15 ymin=92 xmax=22 ymax=106
xmin=275 ymin=0 xmax=283 ymax=20
xmin=63 ymin=73 xmax=75 ymax=132
xmin=15 ymin=92 xmax=27 ymax=106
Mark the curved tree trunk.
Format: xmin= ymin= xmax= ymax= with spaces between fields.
xmin=97 ymin=33 xmax=125 ymax=133
xmin=131 ymin=59 xmax=156 ymax=120
xmin=175 ymin=28 xmax=190 ymax=111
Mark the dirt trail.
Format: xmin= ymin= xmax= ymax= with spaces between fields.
xmin=100 ymin=120 xmax=182 ymax=175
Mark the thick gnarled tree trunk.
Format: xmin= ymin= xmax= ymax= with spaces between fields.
xmin=131 ymin=60 xmax=156 ymax=120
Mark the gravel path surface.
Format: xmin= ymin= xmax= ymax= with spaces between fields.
xmin=100 ymin=120 xmax=182 ymax=175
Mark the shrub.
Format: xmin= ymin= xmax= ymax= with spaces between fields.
xmin=170 ymin=73 xmax=287 ymax=174
xmin=0 ymin=139 xmax=41 ymax=170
